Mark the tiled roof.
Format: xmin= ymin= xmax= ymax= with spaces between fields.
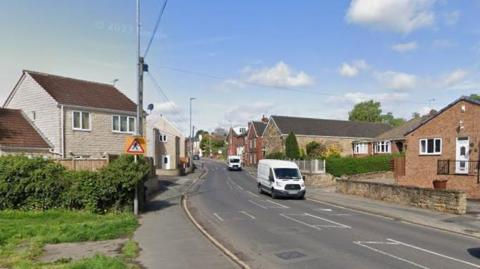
xmin=374 ymin=116 xmax=430 ymax=141
xmin=26 ymin=70 xmax=137 ymax=112
xmin=0 ymin=108 xmax=51 ymax=149
xmin=252 ymin=121 xmax=267 ymax=136
xmin=271 ymin=115 xmax=391 ymax=138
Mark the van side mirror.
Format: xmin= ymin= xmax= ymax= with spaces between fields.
xmin=269 ymin=175 xmax=274 ymax=182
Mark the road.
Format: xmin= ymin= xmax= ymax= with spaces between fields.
xmin=188 ymin=159 xmax=480 ymax=269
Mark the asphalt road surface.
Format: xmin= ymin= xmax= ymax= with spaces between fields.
xmin=188 ymin=160 xmax=480 ymax=269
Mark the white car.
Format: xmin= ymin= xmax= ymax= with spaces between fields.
xmin=227 ymin=155 xmax=242 ymax=171
xmin=257 ymin=159 xmax=306 ymax=199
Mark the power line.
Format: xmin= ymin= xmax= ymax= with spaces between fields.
xmin=156 ymin=65 xmax=433 ymax=105
xmin=143 ymin=0 xmax=168 ymax=58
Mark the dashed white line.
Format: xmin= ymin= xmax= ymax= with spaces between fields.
xmin=213 ymin=213 xmax=224 ymax=222
xmin=387 ymin=238 xmax=480 ymax=268
xmin=240 ymin=211 xmax=256 ymax=219
xmin=280 ymin=213 xmax=322 ymax=231
xmin=265 ymin=200 xmax=289 ymax=209
xmin=304 ymin=213 xmax=351 ymax=229
xmin=247 ymin=191 xmax=259 ymax=197
xmin=248 ymin=200 xmax=268 ymax=209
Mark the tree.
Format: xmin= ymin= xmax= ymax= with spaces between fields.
xmin=348 ymin=100 xmax=382 ymax=122
xmin=195 ymin=130 xmax=208 ymax=138
xmin=381 ymin=112 xmax=405 ymax=127
xmin=469 ymin=94 xmax=480 ymax=102
xmin=285 ymin=132 xmax=300 ymax=159
xmin=411 ymin=112 xmax=421 ymax=119
xmin=306 ymin=141 xmax=326 ymax=159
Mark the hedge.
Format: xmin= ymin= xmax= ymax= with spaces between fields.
xmin=326 ymin=154 xmax=393 ymax=177
xmin=0 ymin=155 xmax=150 ymax=212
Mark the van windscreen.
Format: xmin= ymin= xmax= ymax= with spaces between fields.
xmin=229 ymin=159 xmax=240 ymax=163
xmin=274 ymin=168 xmax=300 ymax=180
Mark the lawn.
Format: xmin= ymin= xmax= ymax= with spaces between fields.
xmin=0 ymin=210 xmax=139 ymax=269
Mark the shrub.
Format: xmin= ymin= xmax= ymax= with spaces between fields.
xmin=265 ymin=152 xmax=286 ymax=160
xmin=326 ymin=154 xmax=393 ymax=177
xmin=285 ymin=132 xmax=300 ymax=159
xmin=306 ymin=141 xmax=326 ymax=159
xmin=0 ymin=155 xmax=150 ymax=212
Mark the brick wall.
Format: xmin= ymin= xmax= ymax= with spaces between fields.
xmin=400 ymin=100 xmax=480 ymax=198
xmin=336 ymin=179 xmax=467 ymax=214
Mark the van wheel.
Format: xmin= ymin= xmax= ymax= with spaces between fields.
xmin=271 ymin=188 xmax=278 ymax=199
xmin=258 ymin=184 xmax=264 ymax=194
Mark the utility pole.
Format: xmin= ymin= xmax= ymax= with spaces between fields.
xmin=189 ymin=97 xmax=196 ymax=160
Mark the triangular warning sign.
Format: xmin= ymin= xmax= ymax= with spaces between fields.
xmin=127 ymin=139 xmax=145 ymax=154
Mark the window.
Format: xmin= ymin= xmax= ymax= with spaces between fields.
xmin=112 ymin=115 xmax=135 ymax=133
xmin=374 ymin=141 xmax=391 ymax=154
xmin=159 ymin=133 xmax=167 ymax=142
xmin=419 ymin=138 xmax=442 ymax=155
xmin=253 ymin=139 xmax=256 ymax=149
xmin=354 ymin=143 xmax=368 ymax=154
xmin=72 ymin=111 xmax=90 ymax=131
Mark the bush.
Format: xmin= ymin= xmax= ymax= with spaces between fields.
xmin=265 ymin=152 xmax=286 ymax=160
xmin=326 ymin=154 xmax=393 ymax=177
xmin=0 ymin=155 xmax=150 ymax=212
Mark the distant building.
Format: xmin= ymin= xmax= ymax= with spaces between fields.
xmin=226 ymin=126 xmax=248 ymax=157
xmin=245 ymin=116 xmax=268 ymax=166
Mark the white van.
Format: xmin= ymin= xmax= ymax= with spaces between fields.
xmin=257 ymin=159 xmax=306 ymax=199
xmin=227 ymin=155 xmax=242 ymax=171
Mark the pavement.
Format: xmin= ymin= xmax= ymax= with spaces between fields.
xmin=189 ymin=160 xmax=480 ymax=269
xmin=134 ymin=163 xmax=237 ymax=269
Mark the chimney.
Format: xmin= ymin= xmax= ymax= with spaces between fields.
xmin=261 ymin=115 xmax=269 ymax=123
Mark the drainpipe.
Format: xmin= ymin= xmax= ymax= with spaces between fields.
xmin=60 ymin=105 xmax=65 ymax=158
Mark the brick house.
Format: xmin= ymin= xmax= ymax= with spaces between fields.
xmin=226 ymin=126 xmax=247 ymax=157
xmin=398 ymin=97 xmax=480 ymax=198
xmin=263 ymin=115 xmax=391 ymax=156
xmin=245 ymin=118 xmax=268 ymax=166
xmin=0 ymin=108 xmax=52 ymax=156
xmin=3 ymin=70 xmax=142 ymax=159
xmin=352 ymin=115 xmax=430 ymax=156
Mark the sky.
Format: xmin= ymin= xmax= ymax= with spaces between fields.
xmin=1 ymin=0 xmax=479 ymax=134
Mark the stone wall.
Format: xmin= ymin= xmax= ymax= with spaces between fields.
xmin=336 ymin=179 xmax=467 ymax=214
xmin=304 ymin=173 xmax=335 ymax=187
xmin=341 ymin=171 xmax=395 ymax=184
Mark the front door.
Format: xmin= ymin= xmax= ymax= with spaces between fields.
xmin=455 ymin=137 xmax=469 ymax=174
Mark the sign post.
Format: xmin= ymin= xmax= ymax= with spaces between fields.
xmin=125 ymin=136 xmax=146 ymax=215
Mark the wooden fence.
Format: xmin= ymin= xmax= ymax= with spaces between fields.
xmin=56 ymin=159 xmax=108 ymax=172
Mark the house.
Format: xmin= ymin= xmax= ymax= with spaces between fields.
xmin=3 ymin=70 xmax=142 ymax=159
xmin=398 ymin=97 xmax=480 ymax=198
xmin=0 ymin=108 xmax=52 ymax=156
xmin=245 ymin=117 xmax=268 ymax=166
xmin=352 ymin=115 xmax=431 ymax=156
xmin=226 ymin=126 xmax=247 ymax=157
xmin=263 ymin=115 xmax=391 ymax=156
xmin=146 ymin=115 xmax=185 ymax=170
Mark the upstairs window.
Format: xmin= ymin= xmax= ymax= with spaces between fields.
xmin=159 ymin=133 xmax=167 ymax=142
xmin=72 ymin=111 xmax=90 ymax=131
xmin=419 ymin=138 xmax=442 ymax=155
xmin=112 ymin=115 xmax=135 ymax=134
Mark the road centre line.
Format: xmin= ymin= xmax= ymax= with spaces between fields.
xmin=247 ymin=191 xmax=259 ymax=197
xmin=248 ymin=200 xmax=268 ymax=209
xmin=265 ymin=200 xmax=289 ymax=209
xmin=239 ymin=211 xmax=256 ymax=219
xmin=387 ymin=238 xmax=480 ymax=268
xmin=307 ymin=197 xmax=395 ymax=221
xmin=304 ymin=213 xmax=351 ymax=229
xmin=280 ymin=213 xmax=322 ymax=231
xmin=213 ymin=213 xmax=224 ymax=222
xmin=353 ymin=241 xmax=429 ymax=269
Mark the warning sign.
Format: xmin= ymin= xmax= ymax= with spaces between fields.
xmin=125 ymin=136 xmax=146 ymax=155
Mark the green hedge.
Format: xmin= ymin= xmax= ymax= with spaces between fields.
xmin=0 ymin=155 xmax=150 ymax=212
xmin=326 ymin=154 xmax=393 ymax=177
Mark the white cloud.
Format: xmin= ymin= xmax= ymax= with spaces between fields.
xmin=148 ymin=101 xmax=188 ymax=131
xmin=391 ymin=41 xmax=418 ymax=52
xmin=339 ymin=59 xmax=368 ymax=77
xmin=346 ymin=0 xmax=436 ymax=34
xmin=244 ymin=61 xmax=314 ymax=88
xmin=443 ymin=10 xmax=460 ymax=26
xmin=223 ymin=102 xmax=275 ymax=126
xmin=376 ymin=71 xmax=417 ymax=90
xmin=328 ymin=92 xmax=409 ymax=104
xmin=439 ymin=69 xmax=469 ymax=88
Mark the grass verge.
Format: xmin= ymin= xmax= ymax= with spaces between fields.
xmin=0 ymin=210 xmax=139 ymax=269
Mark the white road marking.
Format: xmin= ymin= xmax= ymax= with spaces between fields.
xmin=226 ymin=181 xmax=233 ymax=190
xmin=265 ymin=200 xmax=289 ymax=209
xmin=303 ymin=213 xmax=351 ymax=229
xmin=247 ymin=191 xmax=259 ymax=197
xmin=353 ymin=241 xmax=429 ymax=269
xmin=236 ymin=185 xmax=244 ymax=190
xmin=307 ymin=197 xmax=395 ymax=221
xmin=316 ymin=208 xmax=333 ymax=212
xmin=280 ymin=213 xmax=322 ymax=231
xmin=239 ymin=211 xmax=256 ymax=219
xmin=213 ymin=213 xmax=224 ymax=222
xmin=248 ymin=200 xmax=268 ymax=209
xmin=387 ymin=238 xmax=480 ymax=268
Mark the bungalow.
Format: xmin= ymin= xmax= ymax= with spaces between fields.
xmin=0 ymin=108 xmax=52 ymax=156
xmin=3 ymin=70 xmax=143 ymax=159
xmin=398 ymin=96 xmax=480 ymax=198
xmin=245 ymin=117 xmax=268 ymax=166
xmin=263 ymin=115 xmax=391 ymax=156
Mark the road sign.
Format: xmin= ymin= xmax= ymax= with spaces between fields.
xmin=125 ymin=136 xmax=146 ymax=155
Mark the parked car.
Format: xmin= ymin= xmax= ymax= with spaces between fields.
xmin=257 ymin=159 xmax=305 ymax=199
xmin=227 ymin=155 xmax=242 ymax=171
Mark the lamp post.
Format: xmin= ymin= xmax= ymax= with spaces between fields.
xmin=189 ymin=97 xmax=196 ymax=161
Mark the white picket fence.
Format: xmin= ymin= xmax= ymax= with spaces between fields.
xmin=292 ymin=159 xmax=326 ymax=174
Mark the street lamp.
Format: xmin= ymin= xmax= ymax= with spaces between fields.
xmin=189 ymin=97 xmax=196 ymax=160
